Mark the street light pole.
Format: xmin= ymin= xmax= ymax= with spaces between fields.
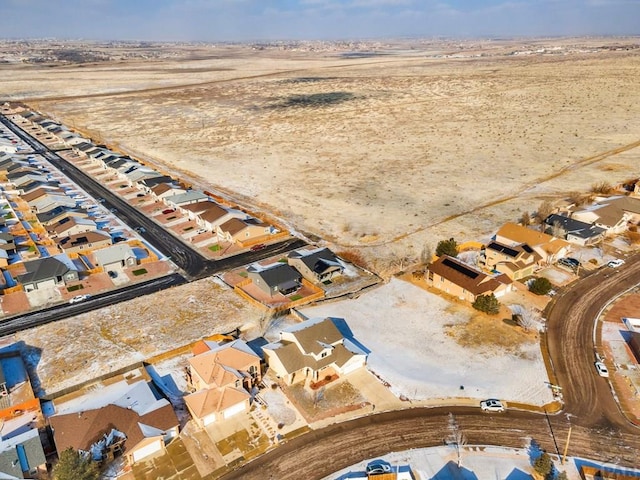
xmin=562 ymin=425 xmax=572 ymax=465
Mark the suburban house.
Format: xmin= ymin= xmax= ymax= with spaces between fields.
xmin=568 ymin=196 xmax=640 ymax=235
xmin=544 ymin=213 xmax=606 ymax=246
xmin=47 ymin=216 xmax=97 ymax=239
xmin=0 ymin=351 xmax=42 ymax=422
xmin=216 ymin=218 xmax=271 ymax=245
xmin=149 ymin=182 xmax=187 ymax=199
xmin=479 ymin=241 xmax=541 ymax=280
xmin=494 ymin=222 xmax=571 ymax=265
xmin=21 ymin=187 xmax=64 ymax=204
xmin=287 ymin=247 xmax=344 ymax=284
xmin=247 ymin=262 xmax=302 ymax=297
xmin=48 ymin=370 xmax=179 ymax=466
xmin=184 ymin=340 xmax=261 ymax=427
xmin=36 ymin=206 xmax=88 ymax=226
xmin=27 ymin=193 xmax=76 ymax=214
xmin=0 ymin=233 xmax=16 ymax=256
xmin=16 ymin=255 xmax=79 ymax=291
xmin=166 ymin=190 xmax=209 ymax=208
xmin=58 ymin=230 xmax=112 ymax=255
xmin=0 ymin=428 xmax=47 ymax=479
xmin=427 ymin=255 xmax=513 ymax=302
xmin=93 ymin=243 xmax=137 ymax=272
xmin=263 ymin=317 xmax=368 ymax=386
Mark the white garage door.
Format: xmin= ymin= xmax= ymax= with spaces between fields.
xmin=132 ymin=440 xmax=162 ymax=463
xmin=203 ymin=413 xmax=217 ymax=426
xmin=36 ymin=279 xmax=56 ymax=290
xmin=223 ymin=402 xmax=246 ymax=419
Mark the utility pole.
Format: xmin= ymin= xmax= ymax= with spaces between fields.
xmin=562 ymin=425 xmax=572 ymax=465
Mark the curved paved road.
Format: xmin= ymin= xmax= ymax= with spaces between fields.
xmin=222 ymin=256 xmax=640 ymax=479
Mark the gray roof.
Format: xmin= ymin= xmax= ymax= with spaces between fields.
xmin=36 ymin=206 xmax=87 ymax=224
xmin=545 ymin=214 xmax=606 ymax=239
xmin=247 ymin=262 xmax=302 ymax=289
xmin=16 ymin=255 xmax=77 ymax=284
xmin=168 ymin=190 xmax=209 ymax=205
xmin=263 ymin=317 xmax=368 ymax=374
xmin=0 ymin=429 xmax=46 ymax=478
xmin=94 ymin=243 xmax=135 ymax=266
xmin=288 ymin=247 xmax=343 ymax=276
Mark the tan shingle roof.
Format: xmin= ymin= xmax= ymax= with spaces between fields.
xmin=184 ymin=387 xmax=249 ymax=418
xmin=188 ymin=344 xmax=258 ymax=387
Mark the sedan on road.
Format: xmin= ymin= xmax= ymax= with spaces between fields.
xmin=595 ymin=361 xmax=609 ymax=377
xmin=480 ymin=399 xmax=505 ymax=412
xmin=607 ymin=259 xmax=625 ymax=268
xmin=69 ymin=294 xmax=91 ymax=304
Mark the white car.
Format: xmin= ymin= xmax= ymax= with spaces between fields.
xmin=607 ymin=259 xmax=625 ymax=268
xmin=366 ymin=462 xmax=391 ymax=475
xmin=69 ymin=294 xmax=91 ymax=304
xmin=595 ymin=361 xmax=609 ymax=377
xmin=480 ymin=399 xmax=505 ymax=412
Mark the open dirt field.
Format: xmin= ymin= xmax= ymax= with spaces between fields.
xmin=2 ymin=38 xmax=640 ymax=271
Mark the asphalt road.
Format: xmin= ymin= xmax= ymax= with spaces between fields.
xmin=222 ymin=259 xmax=640 ymax=479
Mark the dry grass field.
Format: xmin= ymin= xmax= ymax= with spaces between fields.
xmin=2 ymin=38 xmax=640 ymax=275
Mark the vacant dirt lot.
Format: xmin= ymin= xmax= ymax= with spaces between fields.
xmin=2 ymin=38 xmax=640 ymax=272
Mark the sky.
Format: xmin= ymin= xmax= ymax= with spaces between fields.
xmin=0 ymin=0 xmax=638 ymax=42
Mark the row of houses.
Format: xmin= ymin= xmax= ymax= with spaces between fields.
xmin=425 ymin=192 xmax=640 ymax=305
xmin=8 ymin=108 xmax=283 ymax=249
xmin=0 ymin=154 xmax=145 ymax=294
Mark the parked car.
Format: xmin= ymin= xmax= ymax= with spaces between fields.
xmin=107 ymin=271 xmax=118 ymax=279
xmin=250 ymin=243 xmax=267 ymax=252
xmin=162 ymin=208 xmax=175 ymax=215
xmin=366 ymin=462 xmax=391 ymax=475
xmin=113 ymin=237 xmax=127 ymax=243
xmin=558 ymin=257 xmax=580 ymax=270
xmin=69 ymin=294 xmax=91 ymax=304
xmin=595 ymin=361 xmax=609 ymax=377
xmin=480 ymin=399 xmax=505 ymax=412
xmin=607 ymin=259 xmax=625 ymax=268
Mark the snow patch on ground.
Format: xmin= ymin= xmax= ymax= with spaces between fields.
xmin=301 ymin=279 xmax=554 ymax=405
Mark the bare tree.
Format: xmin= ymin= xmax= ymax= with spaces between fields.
xmin=510 ymin=304 xmax=542 ymax=332
xmin=535 ymin=200 xmax=554 ymax=228
xmin=446 ymin=413 xmax=467 ymax=467
xmin=420 ymin=243 xmax=433 ymax=266
xmin=550 ymin=220 xmax=564 ymax=239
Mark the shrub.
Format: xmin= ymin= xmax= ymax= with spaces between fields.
xmin=529 ymin=277 xmax=553 ymax=296
xmin=533 ymin=452 xmax=553 ymax=477
xmin=472 ymin=294 xmax=500 ymax=315
xmin=591 ymin=181 xmax=614 ymax=194
xmin=436 ymin=238 xmax=458 ymax=258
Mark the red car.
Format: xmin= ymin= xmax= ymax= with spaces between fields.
xmin=250 ymin=244 xmax=266 ymax=252
xmin=162 ymin=208 xmax=175 ymax=215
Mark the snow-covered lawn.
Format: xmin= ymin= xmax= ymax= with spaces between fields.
xmin=301 ymin=279 xmax=555 ymax=406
